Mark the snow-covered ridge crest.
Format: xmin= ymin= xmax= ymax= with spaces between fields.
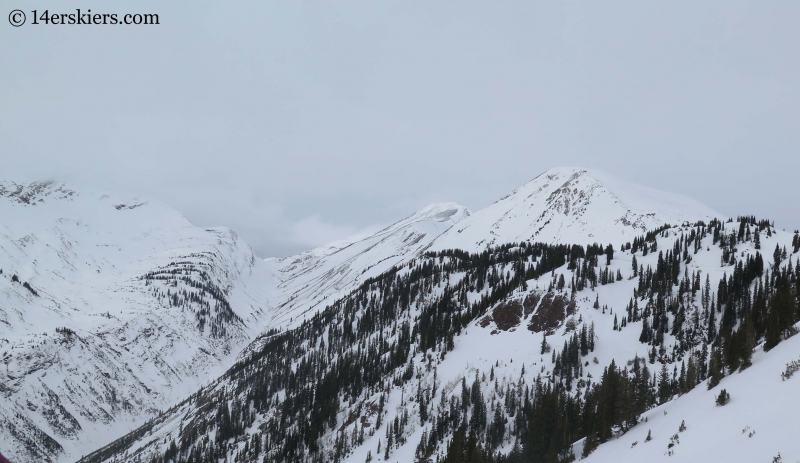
xmin=427 ymin=166 xmax=722 ymax=252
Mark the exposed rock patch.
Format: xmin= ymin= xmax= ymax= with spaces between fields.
xmin=527 ymin=292 xmax=574 ymax=335
xmin=522 ymin=292 xmax=541 ymax=318
xmin=492 ymin=300 xmax=523 ymax=331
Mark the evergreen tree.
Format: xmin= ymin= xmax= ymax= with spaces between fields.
xmin=765 ymin=284 xmax=798 ymax=351
xmin=605 ymin=244 xmax=614 ymax=265
xmin=715 ymin=389 xmax=730 ymax=406
xmin=707 ymin=345 xmax=724 ymax=389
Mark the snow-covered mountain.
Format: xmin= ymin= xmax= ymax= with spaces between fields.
xmin=235 ymin=202 xmax=470 ymax=361
xmin=77 ymin=204 xmax=799 ymax=463
xmin=0 ymin=183 xmax=468 ymax=463
xmin=0 ymin=181 xmax=279 ymax=462
xmin=427 ymin=167 xmax=719 ymax=252
xmin=5 ymin=169 xmax=800 ymax=463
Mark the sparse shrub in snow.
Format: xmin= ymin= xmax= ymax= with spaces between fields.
xmin=780 ymin=358 xmax=800 ymax=381
xmin=667 ymin=433 xmax=679 ymax=448
xmin=665 ymin=433 xmax=680 ymax=456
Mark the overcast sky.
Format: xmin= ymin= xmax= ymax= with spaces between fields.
xmin=2 ymin=1 xmax=798 ymax=257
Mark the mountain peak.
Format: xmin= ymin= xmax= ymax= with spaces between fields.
xmin=429 ymin=167 xmax=721 ymax=251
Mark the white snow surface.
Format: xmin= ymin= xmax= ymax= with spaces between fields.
xmin=427 ymin=167 xmax=722 ymax=252
xmin=582 ymin=333 xmax=800 ymax=463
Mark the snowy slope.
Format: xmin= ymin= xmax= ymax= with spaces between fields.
xmin=6 ymin=170 xmax=797 ymax=463
xmin=264 ymin=165 xmax=719 ymax=331
xmin=0 ymin=181 xmax=278 ymax=463
xmin=582 ymin=333 xmax=800 ymax=463
xmin=427 ymin=167 xmax=721 ymax=252
xmin=0 ymin=185 xmax=469 ymax=463
xmin=262 ymin=202 xmax=470 ymax=328
xmin=336 ymin=223 xmax=799 ymax=463
xmin=78 ymin=215 xmax=800 ymax=463
xmin=73 ymin=168 xmax=800 ymax=463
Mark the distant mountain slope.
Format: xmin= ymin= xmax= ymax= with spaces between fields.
xmin=0 ymin=181 xmax=278 ymax=463
xmin=263 ymin=202 xmax=470 ymax=328
xmin=427 ymin=167 xmax=721 ymax=252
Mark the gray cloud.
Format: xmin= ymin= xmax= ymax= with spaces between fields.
xmin=2 ymin=1 xmax=799 ymax=257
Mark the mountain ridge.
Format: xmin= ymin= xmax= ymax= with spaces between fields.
xmin=77 ymin=212 xmax=799 ymax=463
xmin=3 ymin=169 xmax=797 ymax=463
